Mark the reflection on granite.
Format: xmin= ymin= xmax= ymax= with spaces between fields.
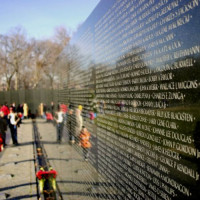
xmin=60 ymin=0 xmax=200 ymax=199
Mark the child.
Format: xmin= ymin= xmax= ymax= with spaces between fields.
xmin=79 ymin=126 xmax=91 ymax=161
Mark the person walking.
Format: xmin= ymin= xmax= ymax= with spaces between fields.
xmin=50 ymin=101 xmax=55 ymax=116
xmin=8 ymin=107 xmax=20 ymax=145
xmin=54 ymin=107 xmax=64 ymax=143
xmin=23 ymin=103 xmax=28 ymax=119
xmin=38 ymin=103 xmax=44 ymax=118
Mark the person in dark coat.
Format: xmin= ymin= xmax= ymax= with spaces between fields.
xmin=0 ymin=111 xmax=8 ymax=147
xmin=67 ymin=109 xmax=75 ymax=144
xmin=50 ymin=101 xmax=55 ymax=116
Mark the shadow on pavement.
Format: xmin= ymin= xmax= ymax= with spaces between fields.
xmin=0 ymin=182 xmax=36 ymax=192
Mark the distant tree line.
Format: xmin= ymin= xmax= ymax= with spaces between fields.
xmin=0 ymin=26 xmax=71 ymax=91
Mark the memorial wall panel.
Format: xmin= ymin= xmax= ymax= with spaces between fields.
xmin=64 ymin=0 xmax=200 ymax=199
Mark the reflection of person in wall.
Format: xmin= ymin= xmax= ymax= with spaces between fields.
xmin=116 ymin=101 xmax=125 ymax=112
xmin=75 ymin=105 xmax=83 ymax=143
xmin=89 ymin=111 xmax=95 ymax=124
xmin=91 ymin=95 xmax=98 ymax=115
xmin=67 ymin=109 xmax=75 ymax=144
xmin=79 ymin=126 xmax=91 ymax=161
xmin=54 ymin=107 xmax=64 ymax=143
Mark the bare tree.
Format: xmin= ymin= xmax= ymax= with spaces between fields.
xmin=57 ymin=44 xmax=82 ymax=89
xmin=0 ymin=35 xmax=16 ymax=90
xmin=0 ymin=26 xmax=71 ymax=90
xmin=53 ymin=26 xmax=70 ymax=48
xmin=0 ymin=27 xmax=32 ymax=90
xmin=42 ymin=27 xmax=70 ymax=89
xmin=19 ymin=45 xmax=35 ymax=89
xmin=8 ymin=27 xmax=31 ymax=90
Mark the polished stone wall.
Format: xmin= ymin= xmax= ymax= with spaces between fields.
xmin=63 ymin=0 xmax=200 ymax=199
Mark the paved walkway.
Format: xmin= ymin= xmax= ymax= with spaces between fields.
xmin=0 ymin=120 xmax=37 ymax=200
xmin=0 ymin=119 xmax=103 ymax=200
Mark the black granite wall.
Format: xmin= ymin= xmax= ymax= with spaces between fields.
xmin=62 ymin=0 xmax=200 ymax=199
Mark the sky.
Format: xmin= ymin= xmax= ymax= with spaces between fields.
xmin=0 ymin=0 xmax=100 ymax=39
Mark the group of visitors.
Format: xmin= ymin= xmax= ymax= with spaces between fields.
xmin=38 ymin=101 xmax=70 ymax=143
xmin=0 ymin=100 xmax=92 ymax=161
xmin=0 ymin=102 xmax=29 ymax=149
xmin=65 ymin=104 xmax=92 ymax=161
xmin=40 ymin=102 xmax=92 ymax=161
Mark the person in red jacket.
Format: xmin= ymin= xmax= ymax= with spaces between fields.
xmin=79 ymin=126 xmax=91 ymax=161
xmin=0 ymin=103 xmax=10 ymax=125
xmin=0 ymin=104 xmax=9 ymax=117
